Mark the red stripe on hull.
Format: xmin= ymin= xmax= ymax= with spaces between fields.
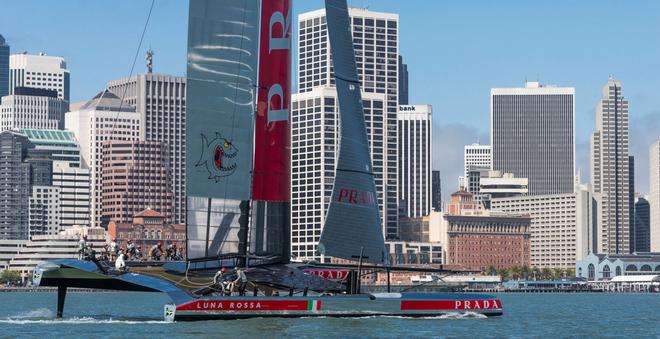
xmin=177 ymin=299 xmax=309 ymax=311
xmin=400 ymin=299 xmax=502 ymax=311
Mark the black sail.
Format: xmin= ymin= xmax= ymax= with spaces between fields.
xmin=318 ymin=0 xmax=388 ymax=264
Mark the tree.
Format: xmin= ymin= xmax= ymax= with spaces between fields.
xmin=510 ymin=265 xmax=521 ymax=280
xmin=565 ymin=268 xmax=576 ymax=278
xmin=0 ymin=270 xmax=21 ymax=285
xmin=553 ymin=268 xmax=565 ymax=280
xmin=540 ymin=268 xmax=553 ymax=280
xmin=531 ymin=266 xmax=540 ymax=281
xmin=498 ymin=268 xmax=510 ymax=281
xmin=486 ymin=266 xmax=498 ymax=276
xmin=521 ymin=265 xmax=530 ymax=280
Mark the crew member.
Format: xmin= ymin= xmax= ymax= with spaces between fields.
xmin=232 ymin=266 xmax=248 ymax=296
xmin=78 ymin=235 xmax=88 ymax=260
xmin=109 ymin=238 xmax=118 ymax=260
xmin=149 ymin=242 xmax=164 ymax=261
xmin=115 ymin=252 xmax=126 ymax=271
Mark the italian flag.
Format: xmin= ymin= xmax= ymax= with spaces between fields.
xmin=308 ymin=300 xmax=322 ymax=311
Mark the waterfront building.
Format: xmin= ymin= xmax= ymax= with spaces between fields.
xmin=0 ymin=240 xmax=26 ymax=270
xmin=22 ymin=129 xmax=90 ymax=230
xmin=0 ymin=35 xmax=8 ymax=97
xmin=107 ymin=73 xmax=186 ymax=225
xmin=590 ymin=78 xmax=631 ymax=254
xmin=491 ymin=82 xmax=575 ymax=195
xmin=298 ymin=7 xmax=400 ymax=239
xmin=9 ymin=53 xmax=70 ymax=101
xmin=576 ymin=252 xmax=660 ymax=281
xmin=101 ymin=140 xmax=173 ymax=225
xmin=463 ymin=143 xmax=491 ymax=188
xmin=65 ymin=90 xmax=141 ymax=227
xmin=107 ymin=208 xmax=185 ymax=257
xmin=651 ymin=141 xmax=660 ymax=251
xmin=398 ymin=104 xmax=432 ymax=219
xmin=9 ymin=226 xmax=106 ymax=281
xmin=0 ymin=87 xmax=67 ymax=131
xmin=634 ymin=197 xmax=650 ymax=253
xmin=439 ymin=190 xmax=532 ymax=270
xmin=291 ymin=87 xmax=386 ymax=261
xmin=431 ymin=170 xmax=441 ymax=212
xmin=491 ymin=186 xmax=594 ymax=269
xmin=0 ymin=131 xmax=52 ymax=239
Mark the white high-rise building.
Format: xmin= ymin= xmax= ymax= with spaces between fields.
xmin=298 ymin=7 xmax=400 ymax=238
xmin=591 ymin=78 xmax=630 ymax=254
xmin=107 ymin=73 xmax=187 ymax=225
xmin=491 ymin=82 xmax=575 ymax=195
xmin=22 ymin=129 xmax=90 ymax=230
xmin=291 ymin=87 xmax=386 ymax=261
xmin=491 ymin=186 xmax=595 ymax=268
xmin=0 ymin=88 xmax=67 ymax=131
xmin=65 ymin=91 xmax=141 ymax=227
xmin=398 ymin=105 xmax=432 ymax=219
xmin=650 ymin=140 xmax=660 ymax=251
xmin=463 ymin=143 xmax=491 ymax=188
xmin=9 ymin=53 xmax=70 ymax=102
xmin=29 ymin=186 xmax=60 ymax=236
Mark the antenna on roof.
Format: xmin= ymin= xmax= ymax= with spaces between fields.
xmin=146 ymin=48 xmax=154 ymax=74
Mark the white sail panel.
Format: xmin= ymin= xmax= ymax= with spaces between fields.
xmin=186 ymin=0 xmax=259 ymax=200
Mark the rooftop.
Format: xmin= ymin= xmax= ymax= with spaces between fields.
xmin=79 ymin=89 xmax=136 ymax=112
xmin=21 ymin=129 xmax=78 ymax=146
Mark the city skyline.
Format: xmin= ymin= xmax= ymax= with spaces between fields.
xmin=1 ymin=0 xmax=659 ymax=201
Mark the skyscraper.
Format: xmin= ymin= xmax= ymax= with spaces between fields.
xmin=0 ymin=87 xmax=67 ymax=131
xmin=650 ymin=140 xmax=660 ymax=252
xmin=290 ymin=87 xmax=386 ymax=261
xmin=0 ymin=35 xmax=8 ymax=98
xmin=398 ymin=104 xmax=432 ymax=219
xmin=591 ymin=78 xmax=630 ymax=254
xmin=431 ymin=170 xmax=441 ymax=212
xmin=22 ymin=129 xmax=90 ymax=231
xmin=0 ymin=130 xmax=52 ymax=239
xmin=9 ymin=53 xmax=70 ymax=102
xmin=398 ymin=55 xmax=409 ymax=105
xmin=107 ymin=73 xmax=186 ymax=225
xmin=102 ymin=140 xmax=173 ymax=224
xmin=65 ymin=90 xmax=141 ymax=228
xmin=629 ymin=155 xmax=635 ymax=252
xmin=463 ymin=143 xmax=491 ymax=188
xmin=298 ymin=8 xmax=400 ymax=238
xmin=634 ymin=196 xmax=650 ymax=253
xmin=491 ymin=81 xmax=575 ymax=195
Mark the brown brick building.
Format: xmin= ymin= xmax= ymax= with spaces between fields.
xmin=440 ymin=189 xmax=531 ymax=270
xmin=108 ymin=208 xmax=185 ymax=257
xmin=101 ymin=140 xmax=173 ymax=226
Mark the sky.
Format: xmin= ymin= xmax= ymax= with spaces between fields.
xmin=1 ymin=0 xmax=659 ymax=201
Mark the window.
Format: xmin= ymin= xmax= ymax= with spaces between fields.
xmin=615 ymin=266 xmax=621 ymax=276
xmin=640 ymin=264 xmax=652 ymax=271
xmin=588 ymin=264 xmax=595 ymax=280
xmin=602 ymin=265 xmax=610 ymax=278
xmin=625 ymin=264 xmax=637 ymax=272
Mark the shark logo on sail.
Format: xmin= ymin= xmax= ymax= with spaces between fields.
xmin=195 ymin=133 xmax=239 ymax=182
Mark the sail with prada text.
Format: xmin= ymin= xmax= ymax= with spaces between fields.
xmin=318 ymin=0 xmax=388 ymax=264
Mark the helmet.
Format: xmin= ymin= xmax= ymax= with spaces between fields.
xmin=112 ymin=238 xmax=116 ymax=241
xmin=127 ymin=239 xmax=132 ymax=243
xmin=172 ymin=242 xmax=177 ymax=247
xmin=221 ymin=267 xmax=227 ymax=273
xmin=158 ymin=242 xmax=163 ymax=247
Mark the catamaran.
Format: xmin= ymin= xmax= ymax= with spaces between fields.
xmin=33 ymin=0 xmax=502 ymax=321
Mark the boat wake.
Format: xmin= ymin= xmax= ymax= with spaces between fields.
xmin=438 ymin=312 xmax=488 ymax=319
xmin=1 ymin=308 xmax=168 ymax=325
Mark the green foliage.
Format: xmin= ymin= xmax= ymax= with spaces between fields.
xmin=0 ymin=270 xmax=21 ymax=285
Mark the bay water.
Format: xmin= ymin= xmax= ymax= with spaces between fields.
xmin=0 ymin=292 xmax=658 ymax=338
